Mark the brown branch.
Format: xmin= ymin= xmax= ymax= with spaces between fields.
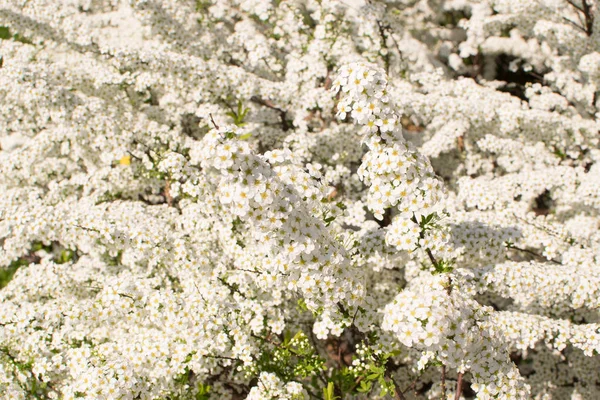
xmin=164 ymin=180 xmax=173 ymax=207
xmin=402 ymin=367 xmax=428 ymax=396
xmin=581 ymin=0 xmax=594 ymax=36
xmin=337 ymin=340 xmax=345 ymax=367
xmin=565 ymin=0 xmax=595 ymax=35
xmin=393 ymin=385 xmax=406 ymax=400
xmin=250 ymin=96 xmax=291 ymax=131
xmin=565 ymin=0 xmax=585 ymax=12
xmin=426 ymin=248 xmax=437 ymax=267
xmin=455 ymin=372 xmax=464 ymax=400
xmin=324 ymin=70 xmax=332 ymax=90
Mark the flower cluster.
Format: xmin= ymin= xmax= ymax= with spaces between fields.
xmin=191 ymin=126 xmax=366 ymax=313
xmin=333 ymin=63 xmax=445 ymax=221
xmin=382 ymin=273 xmax=530 ymax=398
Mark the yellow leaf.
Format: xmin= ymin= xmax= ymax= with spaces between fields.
xmin=119 ymin=155 xmax=131 ymax=166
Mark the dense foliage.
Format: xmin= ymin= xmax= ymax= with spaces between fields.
xmin=0 ymin=0 xmax=599 ymax=399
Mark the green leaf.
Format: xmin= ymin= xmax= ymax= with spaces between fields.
xmin=291 ymin=331 xmax=305 ymax=343
xmin=196 ymin=383 xmax=211 ymax=400
xmin=335 ymin=202 xmax=346 ymax=210
xmin=56 ymin=249 xmax=75 ymax=264
xmin=357 ymin=380 xmax=372 ymax=393
xmin=297 ymin=298 xmax=308 ymax=311
xmin=0 ymin=26 xmax=10 ymax=40
xmin=323 ymin=381 xmax=338 ymax=400
xmin=324 ymin=216 xmax=336 ymax=226
xmin=226 ymin=100 xmax=251 ymax=127
xmin=283 ymin=330 xmax=293 ymax=345
xmin=195 ymin=0 xmax=211 ymax=12
xmin=368 ymin=365 xmax=384 ymax=375
xmin=553 ymin=146 xmax=566 ymax=160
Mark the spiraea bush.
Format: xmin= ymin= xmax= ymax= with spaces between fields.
xmin=0 ymin=0 xmax=599 ymax=399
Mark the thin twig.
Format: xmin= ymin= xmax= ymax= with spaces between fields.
xmin=581 ymin=0 xmax=594 ymax=36
xmin=402 ymin=367 xmax=428 ymax=395
xmin=511 ymin=213 xmax=576 ymax=246
xmin=565 ymin=0 xmax=585 ymax=12
xmin=126 ymin=150 xmax=142 ymax=161
xmin=203 ymin=354 xmax=242 ymax=362
xmin=209 ymin=113 xmax=220 ymax=130
xmin=376 ymin=20 xmax=391 ymax=73
xmin=386 ymin=27 xmax=404 ymax=63
xmin=350 ymin=305 xmax=360 ymax=327
xmin=562 ymin=17 xmax=588 ymax=33
xmin=117 ymin=293 xmax=136 ymax=301
xmin=507 ymin=244 xmax=561 ymax=265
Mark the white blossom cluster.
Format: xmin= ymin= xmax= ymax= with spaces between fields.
xmin=190 ymin=126 xmax=366 ymax=313
xmin=382 ymin=272 xmax=529 ymax=399
xmin=333 ymin=63 xmax=445 ymax=222
xmin=246 ymin=373 xmax=305 ymax=400
xmin=1 ymin=0 xmax=600 ymax=399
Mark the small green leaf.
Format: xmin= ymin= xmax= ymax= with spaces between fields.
xmin=357 ymin=380 xmax=372 ymax=393
xmin=297 ymin=298 xmax=308 ymax=311
xmin=368 ymin=365 xmax=384 ymax=374
xmin=283 ymin=330 xmax=293 ymax=345
xmin=322 ymin=381 xmax=338 ymax=400
xmin=196 ymin=383 xmax=211 ymax=400
xmin=0 ymin=26 xmax=10 ymax=40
